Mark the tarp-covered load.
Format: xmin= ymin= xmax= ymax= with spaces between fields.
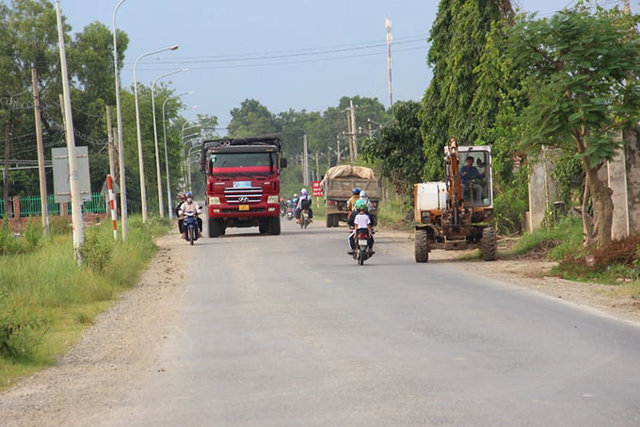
xmin=321 ymin=165 xmax=379 ymax=199
xmin=322 ymin=165 xmax=376 ymax=182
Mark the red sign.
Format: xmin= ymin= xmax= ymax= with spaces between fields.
xmin=312 ymin=181 xmax=323 ymax=197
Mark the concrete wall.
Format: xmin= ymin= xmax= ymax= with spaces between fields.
xmin=527 ymin=148 xmax=559 ymax=232
xmin=624 ymin=129 xmax=640 ymax=235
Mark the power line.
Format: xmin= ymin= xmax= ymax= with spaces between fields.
xmin=124 ymin=33 xmax=428 ymax=65
xmin=125 ymin=45 xmax=427 ymax=72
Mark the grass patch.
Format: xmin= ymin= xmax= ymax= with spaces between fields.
xmin=377 ymin=199 xmax=413 ymax=230
xmin=509 ymin=216 xmax=583 ymax=261
xmin=0 ymin=215 xmax=169 ymax=390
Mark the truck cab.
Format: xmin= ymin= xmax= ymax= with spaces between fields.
xmin=200 ymin=137 xmax=286 ymax=237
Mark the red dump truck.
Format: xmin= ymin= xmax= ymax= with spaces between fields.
xmin=200 ymin=136 xmax=287 ymax=237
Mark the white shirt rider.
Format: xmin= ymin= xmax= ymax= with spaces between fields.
xmin=353 ymin=212 xmax=371 ymax=230
xmin=179 ymin=198 xmax=202 ymax=216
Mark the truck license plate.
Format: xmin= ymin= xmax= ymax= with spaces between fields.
xmin=239 ymin=204 xmax=249 ymax=211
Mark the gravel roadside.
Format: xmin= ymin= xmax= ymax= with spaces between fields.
xmin=0 ymin=234 xmax=190 ymax=427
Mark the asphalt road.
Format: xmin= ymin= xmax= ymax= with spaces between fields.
xmin=107 ymin=219 xmax=640 ymax=426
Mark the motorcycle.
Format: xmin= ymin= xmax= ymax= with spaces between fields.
xmin=300 ymin=209 xmax=311 ymax=229
xmin=351 ymin=228 xmax=373 ymax=265
xmin=183 ymin=212 xmax=200 ymax=245
xmin=286 ymin=206 xmax=294 ymax=221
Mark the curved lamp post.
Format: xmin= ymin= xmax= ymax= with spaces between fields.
xmin=162 ymin=91 xmax=194 ymax=218
xmin=133 ymin=44 xmax=179 ymax=223
xmin=151 ymin=68 xmax=188 ymax=217
xmin=112 ymin=0 xmax=128 ymax=240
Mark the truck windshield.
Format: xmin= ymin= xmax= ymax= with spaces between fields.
xmin=209 ymin=152 xmax=275 ymax=174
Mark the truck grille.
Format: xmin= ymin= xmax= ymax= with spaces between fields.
xmin=224 ymin=186 xmax=263 ymax=204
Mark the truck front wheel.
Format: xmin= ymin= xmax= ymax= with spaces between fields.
xmin=268 ymin=216 xmax=281 ymax=235
xmin=208 ymin=217 xmax=222 ymax=238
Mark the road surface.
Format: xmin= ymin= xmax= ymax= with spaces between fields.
xmin=96 ymin=219 xmax=640 ymax=426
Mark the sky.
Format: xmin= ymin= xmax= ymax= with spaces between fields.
xmin=56 ymin=0 xmax=635 ymax=130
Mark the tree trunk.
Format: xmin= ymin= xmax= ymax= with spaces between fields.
xmin=583 ymin=159 xmax=614 ymax=246
xmin=581 ymin=178 xmax=594 ymax=246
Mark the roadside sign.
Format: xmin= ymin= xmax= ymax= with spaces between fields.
xmin=312 ymin=180 xmax=323 ymax=197
xmin=52 ymin=146 xmax=91 ymax=204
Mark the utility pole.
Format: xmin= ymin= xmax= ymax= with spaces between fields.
xmin=368 ymin=119 xmax=374 ymax=140
xmin=55 ymin=0 xmax=84 ymax=264
xmin=106 ymin=106 xmax=117 ymax=220
xmin=106 ymin=107 xmax=116 ymax=181
xmin=315 ymin=152 xmax=320 ymax=182
xmin=336 ymin=135 xmax=341 ymax=164
xmin=327 ymin=144 xmax=331 ymax=171
xmin=302 ymin=134 xmax=309 ymax=186
xmin=350 ymin=99 xmax=358 ymax=161
xmin=31 ymin=67 xmax=49 ymax=236
xmin=113 ymin=0 xmax=128 ymax=242
xmin=623 ymin=0 xmax=630 ymax=14
xmin=385 ymin=18 xmax=394 ymax=108
xmin=345 ymin=110 xmax=353 ymax=162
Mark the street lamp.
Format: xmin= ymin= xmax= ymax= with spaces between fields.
xmin=112 ymin=0 xmax=128 ymax=241
xmin=151 ymin=68 xmax=188 ymax=218
xmin=162 ymin=91 xmax=194 ymax=218
xmin=133 ymin=44 xmax=179 ymax=223
xmin=185 ymin=140 xmax=202 ymax=189
xmin=182 ymin=131 xmax=200 ymax=190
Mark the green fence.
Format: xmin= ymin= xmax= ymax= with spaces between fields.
xmin=0 ymin=193 xmax=106 ymax=218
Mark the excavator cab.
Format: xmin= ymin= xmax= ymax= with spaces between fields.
xmin=414 ymin=138 xmax=497 ymax=263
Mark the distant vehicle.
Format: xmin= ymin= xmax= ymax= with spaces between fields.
xmin=321 ymin=165 xmax=380 ymax=227
xmin=414 ymin=137 xmax=497 ymax=263
xmin=200 ymin=136 xmax=287 ymax=237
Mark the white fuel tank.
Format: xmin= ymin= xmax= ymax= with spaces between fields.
xmin=415 ymin=182 xmax=448 ymax=211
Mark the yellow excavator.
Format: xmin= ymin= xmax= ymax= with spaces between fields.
xmin=414 ymin=137 xmax=497 ymax=263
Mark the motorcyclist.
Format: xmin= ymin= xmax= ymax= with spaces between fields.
xmin=347 ymin=199 xmax=374 ymax=255
xmin=291 ymin=193 xmax=299 ymax=212
xmin=295 ymin=188 xmax=313 ymax=222
xmin=359 ymin=190 xmax=377 ymax=226
xmin=175 ymin=193 xmax=187 ymax=235
xmin=178 ymin=191 xmax=203 ymax=239
xmin=346 ymin=187 xmax=361 ymax=212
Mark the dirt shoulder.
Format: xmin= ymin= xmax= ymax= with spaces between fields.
xmin=0 ymin=234 xmax=190 ymax=427
xmin=375 ymin=227 xmax=640 ymax=325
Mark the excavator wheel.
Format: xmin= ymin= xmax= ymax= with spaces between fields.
xmin=481 ymin=226 xmax=498 ymax=261
xmin=415 ymin=228 xmax=430 ymax=263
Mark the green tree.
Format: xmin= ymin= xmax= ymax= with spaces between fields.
xmin=362 ymin=101 xmax=426 ymax=198
xmin=420 ymin=0 xmax=513 ymax=181
xmin=228 ymin=99 xmax=279 ymax=138
xmin=511 ymin=5 xmax=640 ymax=245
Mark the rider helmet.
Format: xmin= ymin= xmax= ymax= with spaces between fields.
xmin=301 ymin=188 xmax=308 ymax=196
xmin=352 ymin=187 xmax=361 ymax=195
xmin=355 ymin=199 xmax=366 ymax=211
xmin=185 ymin=191 xmax=193 ymax=198
xmin=180 ymin=193 xmax=187 ymax=201
xmin=360 ymin=190 xmax=367 ymax=199
xmin=293 ymin=193 xmax=298 ymax=198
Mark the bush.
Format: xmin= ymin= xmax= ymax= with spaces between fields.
xmin=0 ymin=224 xmax=17 ymax=256
xmin=23 ymin=219 xmax=43 ymax=249
xmin=49 ymin=216 xmax=71 ymax=235
xmin=0 ymin=293 xmax=46 ymax=360
xmin=79 ymin=230 xmax=114 ymax=272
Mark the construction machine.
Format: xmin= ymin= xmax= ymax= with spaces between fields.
xmin=414 ymin=137 xmax=497 ymax=263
